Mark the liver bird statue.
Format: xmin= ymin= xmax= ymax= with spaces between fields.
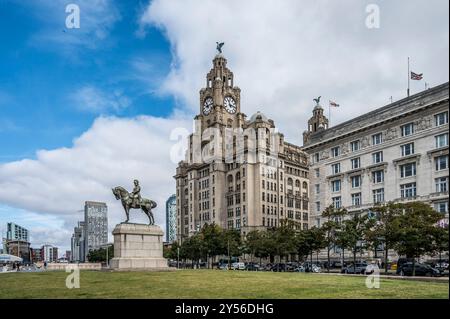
xmin=313 ymin=96 xmax=321 ymax=106
xmin=216 ymin=42 xmax=224 ymax=54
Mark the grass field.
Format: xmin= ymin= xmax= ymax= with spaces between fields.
xmin=0 ymin=270 xmax=448 ymax=299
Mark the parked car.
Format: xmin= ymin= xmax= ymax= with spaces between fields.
xmin=303 ymin=262 xmax=321 ymax=273
xmin=218 ymin=263 xmax=228 ymax=270
xmin=435 ymin=262 xmax=449 ymax=270
xmin=231 ymin=262 xmax=246 ymax=270
xmin=271 ymin=263 xmax=287 ymax=272
xmin=294 ymin=265 xmax=305 ymax=272
xmin=245 ymin=263 xmax=260 ymax=271
xmin=342 ymin=263 xmax=369 ymax=274
xmin=263 ymin=263 xmax=274 ymax=271
xmin=395 ymin=258 xmax=415 ymax=274
xmin=398 ymin=263 xmax=441 ymax=277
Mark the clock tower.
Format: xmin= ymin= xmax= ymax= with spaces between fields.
xmin=198 ymin=52 xmax=246 ymax=132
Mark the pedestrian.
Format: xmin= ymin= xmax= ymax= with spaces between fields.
xmin=44 ymin=261 xmax=47 ymax=270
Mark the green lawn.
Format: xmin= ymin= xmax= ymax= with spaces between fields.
xmin=0 ymin=270 xmax=448 ymax=299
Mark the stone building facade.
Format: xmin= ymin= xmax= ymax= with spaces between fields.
xmin=175 ymin=53 xmax=309 ymax=242
xmin=303 ymin=82 xmax=449 ymax=260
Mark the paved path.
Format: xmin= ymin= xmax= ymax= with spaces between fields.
xmin=313 ymin=272 xmax=449 ymax=283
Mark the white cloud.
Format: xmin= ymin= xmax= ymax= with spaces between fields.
xmin=140 ymin=0 xmax=449 ymax=146
xmin=72 ymin=86 xmax=131 ymax=113
xmin=0 ymin=115 xmax=191 ymax=251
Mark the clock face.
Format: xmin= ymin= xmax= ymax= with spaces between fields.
xmin=224 ymin=96 xmax=237 ymax=114
xmin=203 ymin=97 xmax=213 ymax=115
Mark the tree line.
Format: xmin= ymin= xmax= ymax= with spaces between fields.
xmin=165 ymin=201 xmax=448 ymax=276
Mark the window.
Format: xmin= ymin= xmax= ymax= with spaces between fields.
xmin=332 ymin=196 xmax=342 ymax=209
xmin=315 ymin=184 xmax=320 ymax=194
xmin=435 ymin=155 xmax=448 ymax=171
xmin=351 ymin=193 xmax=362 ymax=206
xmin=351 ymin=175 xmax=361 ymax=188
xmin=400 ymin=163 xmax=416 ymax=178
xmin=314 ymin=153 xmax=320 ymax=163
xmin=350 ymin=140 xmax=360 ymax=152
xmin=435 ymin=133 xmax=448 ymax=148
xmin=373 ymin=188 xmax=384 ymax=203
xmin=351 ymin=157 xmax=361 ymax=170
xmin=331 ymin=180 xmax=341 ymax=192
xmin=372 ymin=133 xmax=383 ymax=145
xmin=435 ymin=111 xmax=448 ymax=126
xmin=331 ymin=146 xmax=340 ymax=157
xmin=372 ymin=151 xmax=383 ymax=164
xmin=435 ymin=202 xmax=449 ymax=214
xmin=401 ymin=123 xmax=414 ymax=137
xmin=316 ymin=202 xmax=321 ymax=212
xmin=400 ymin=183 xmax=417 ymax=198
xmin=401 ymin=143 xmax=414 ymax=156
xmin=331 ymin=163 xmax=341 ymax=175
xmin=435 ymin=177 xmax=448 ymax=193
xmin=372 ymin=170 xmax=384 ymax=183
xmin=315 ymin=169 xmax=320 ymax=177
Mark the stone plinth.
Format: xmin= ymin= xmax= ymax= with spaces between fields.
xmin=110 ymin=223 xmax=169 ymax=271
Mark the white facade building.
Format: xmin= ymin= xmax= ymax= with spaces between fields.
xmin=303 ymin=82 xmax=449 ymax=260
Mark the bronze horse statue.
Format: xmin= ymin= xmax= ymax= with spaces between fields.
xmin=112 ymin=186 xmax=156 ymax=225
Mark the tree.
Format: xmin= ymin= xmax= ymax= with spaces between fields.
xmin=369 ymin=202 xmax=403 ymax=274
xmin=200 ymin=223 xmax=223 ymax=268
xmin=86 ymin=245 xmax=114 ymax=263
xmin=321 ymin=205 xmax=347 ymax=272
xmin=339 ymin=213 xmax=369 ymax=269
xmin=298 ymin=227 xmax=325 ymax=268
xmin=272 ymin=220 xmax=297 ymax=270
xmin=394 ymin=202 xmax=444 ymax=276
xmin=433 ymin=224 xmax=449 ymax=263
xmin=181 ymin=234 xmax=204 ymax=268
xmin=164 ymin=241 xmax=181 ymax=262
xmin=221 ymin=229 xmax=242 ymax=269
xmin=245 ymin=230 xmax=263 ymax=263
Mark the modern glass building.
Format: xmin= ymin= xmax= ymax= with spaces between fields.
xmin=84 ymin=201 xmax=108 ymax=260
xmin=166 ymin=194 xmax=177 ymax=242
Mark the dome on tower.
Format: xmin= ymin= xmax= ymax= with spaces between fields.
xmin=249 ymin=111 xmax=269 ymax=123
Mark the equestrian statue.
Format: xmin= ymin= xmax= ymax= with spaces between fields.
xmin=112 ymin=180 xmax=157 ymax=225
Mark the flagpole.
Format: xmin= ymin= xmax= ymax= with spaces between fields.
xmin=407 ymin=57 xmax=410 ymax=97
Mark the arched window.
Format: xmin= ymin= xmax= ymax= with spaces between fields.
xmin=303 ymin=181 xmax=308 ymax=189
xmin=287 ymin=178 xmax=293 ymax=186
xmin=236 ymin=172 xmax=241 ymax=180
xmin=227 ymin=175 xmax=233 ymax=184
xmin=295 ymin=180 xmax=300 ymax=188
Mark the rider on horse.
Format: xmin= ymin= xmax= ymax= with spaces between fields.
xmin=131 ymin=179 xmax=142 ymax=207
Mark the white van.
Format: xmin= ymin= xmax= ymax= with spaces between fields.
xmin=231 ymin=262 xmax=245 ymax=270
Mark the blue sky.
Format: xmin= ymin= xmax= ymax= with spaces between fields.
xmin=0 ymin=0 xmax=174 ymax=163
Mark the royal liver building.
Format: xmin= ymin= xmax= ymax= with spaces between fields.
xmin=175 ymin=50 xmax=309 ymax=242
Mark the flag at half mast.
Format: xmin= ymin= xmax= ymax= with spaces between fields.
xmin=411 ymin=71 xmax=423 ymax=80
xmin=329 ymin=100 xmax=340 ymax=107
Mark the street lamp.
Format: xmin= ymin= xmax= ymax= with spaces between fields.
xmin=101 ymin=244 xmax=113 ymax=268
